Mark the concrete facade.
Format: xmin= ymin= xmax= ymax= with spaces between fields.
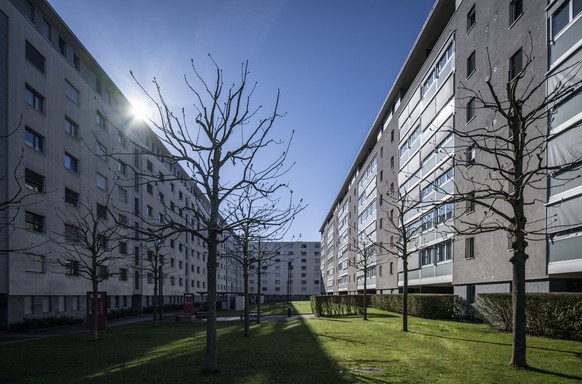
xmin=0 ymin=0 xmax=243 ymax=328
xmin=321 ymin=0 xmax=582 ymax=297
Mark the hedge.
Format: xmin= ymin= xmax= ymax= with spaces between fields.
xmin=476 ymin=293 xmax=582 ymax=341
xmin=311 ymin=294 xmax=456 ymax=320
xmin=371 ymin=294 xmax=456 ymax=320
xmin=310 ymin=295 xmax=367 ymax=317
xmin=10 ymin=316 xmax=83 ymax=330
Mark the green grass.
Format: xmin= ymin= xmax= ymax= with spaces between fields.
xmin=1 ymin=304 xmax=581 ymax=384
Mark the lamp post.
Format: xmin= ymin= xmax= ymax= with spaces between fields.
xmin=287 ymin=260 xmax=292 ymax=317
xmin=159 ymin=254 xmax=164 ymax=321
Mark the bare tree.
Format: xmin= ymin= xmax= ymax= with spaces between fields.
xmin=348 ymin=233 xmax=380 ymax=321
xmin=53 ymin=192 xmax=125 ymax=341
xmin=452 ymin=41 xmax=582 ymax=367
xmin=142 ymin=235 xmax=171 ymax=327
xmin=224 ymin=185 xmax=303 ymax=336
xmin=131 ymin=58 xmax=293 ymax=372
xmin=377 ymin=187 xmax=425 ymax=331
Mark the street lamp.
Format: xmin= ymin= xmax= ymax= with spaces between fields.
xmin=287 ymin=260 xmax=292 ymax=317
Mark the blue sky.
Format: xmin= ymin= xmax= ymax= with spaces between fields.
xmin=47 ymin=0 xmax=435 ymax=241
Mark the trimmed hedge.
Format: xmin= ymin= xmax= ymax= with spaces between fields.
xmin=311 ymin=295 xmax=367 ymax=317
xmin=476 ymin=293 xmax=582 ymax=341
xmin=10 ymin=316 xmax=83 ymax=330
xmin=108 ymin=308 xmax=142 ymax=319
xmin=371 ymin=294 xmax=456 ymax=320
xmin=311 ymin=294 xmax=456 ymax=320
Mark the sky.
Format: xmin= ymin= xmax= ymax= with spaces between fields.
xmin=47 ymin=0 xmax=435 ymax=241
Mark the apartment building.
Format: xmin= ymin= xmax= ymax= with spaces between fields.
xmin=321 ymin=0 xmax=582 ymax=297
xmin=248 ymin=242 xmax=322 ymax=301
xmin=0 ymin=0 xmax=241 ymax=328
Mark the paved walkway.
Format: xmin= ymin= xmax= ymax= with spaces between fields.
xmin=0 ymin=313 xmax=315 ymax=345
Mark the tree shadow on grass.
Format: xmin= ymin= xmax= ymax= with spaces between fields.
xmin=409 ymin=330 xmax=582 ymax=381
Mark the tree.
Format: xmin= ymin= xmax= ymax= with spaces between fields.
xmin=132 ymin=58 xmax=292 ymax=372
xmin=452 ymin=42 xmax=582 ymax=367
xmin=377 ymin=187 xmax=424 ymax=332
xmin=224 ymin=185 xmax=303 ymax=336
xmin=53 ymin=192 xmax=125 ymax=341
xmin=348 ymin=234 xmax=379 ymax=321
xmin=142 ymin=235 xmax=171 ymax=327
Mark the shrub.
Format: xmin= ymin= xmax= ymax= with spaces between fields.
xmin=311 ymin=295 xmax=367 ymax=317
xmin=108 ymin=308 xmax=142 ymax=320
xmin=10 ymin=316 xmax=83 ymax=330
xmin=476 ymin=293 xmax=582 ymax=341
xmin=371 ymin=294 xmax=457 ymax=320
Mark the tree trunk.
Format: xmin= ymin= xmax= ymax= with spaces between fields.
xmin=243 ymin=263 xmax=250 ymax=337
xmin=153 ymin=275 xmax=159 ymax=327
xmin=205 ymin=233 xmax=218 ymax=373
xmin=402 ymin=258 xmax=408 ymax=332
xmin=91 ymin=279 xmax=99 ymax=341
xmin=256 ymin=265 xmax=262 ymax=324
xmin=363 ymin=273 xmax=368 ymax=321
xmin=510 ymin=249 xmax=528 ymax=368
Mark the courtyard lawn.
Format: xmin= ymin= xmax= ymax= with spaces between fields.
xmin=0 ymin=305 xmax=580 ymax=383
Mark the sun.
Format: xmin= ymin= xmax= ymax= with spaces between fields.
xmin=130 ymin=100 xmax=149 ymax=121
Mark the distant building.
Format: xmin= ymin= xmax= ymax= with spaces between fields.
xmin=0 ymin=0 xmax=242 ymax=328
xmin=248 ymin=242 xmax=322 ymax=301
xmin=320 ymin=0 xmax=582 ymax=297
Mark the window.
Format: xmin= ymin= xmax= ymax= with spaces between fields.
xmin=510 ymin=0 xmax=523 ymax=25
xmin=117 ymin=160 xmax=127 ymax=175
xmin=96 ymin=203 xmax=107 ymax=219
xmin=146 ymin=183 xmax=153 ymax=194
xmin=25 ymin=85 xmax=44 ymax=112
xmin=64 ymin=153 xmax=79 ymax=173
xmin=118 ymin=186 xmax=127 ymax=202
xmin=24 ymin=168 xmax=44 ymax=192
xmin=64 ymin=80 xmax=79 ymax=105
xmin=74 ymin=53 xmax=80 ymax=72
xmin=25 ymin=211 xmax=45 ymax=233
xmin=24 ymin=127 xmax=44 ymax=153
xmin=119 ymin=268 xmax=128 ymax=281
xmin=42 ymin=297 xmax=51 ymax=313
xmin=40 ymin=17 xmax=51 ymax=39
xmin=96 ymin=110 xmax=107 ymax=129
xmin=390 ymin=156 xmax=394 ymax=169
xmin=64 ymin=224 xmax=79 ymax=242
xmin=390 ymin=129 xmax=394 ymax=142
xmin=96 ymin=142 xmax=107 ymax=161
xmin=421 ymin=248 xmax=433 ymax=266
xmin=65 ymin=188 xmax=79 ymax=207
xmin=97 ymin=265 xmax=109 ymax=279
xmin=466 ymin=192 xmax=476 ymax=213
xmin=465 ymin=237 xmax=475 ymax=259
xmin=96 ymin=79 xmax=102 ymax=95
xmin=467 ymin=5 xmax=476 ymax=32
xmin=389 ymin=262 xmax=394 ymax=275
xmin=24 ymin=1 xmax=34 ymax=22
xmin=97 ymin=235 xmax=108 ymax=250
xmin=58 ymin=36 xmax=66 ymax=56
xmin=509 ymin=49 xmax=523 ymax=81
xmin=96 ymin=173 xmax=107 ymax=190
xmin=147 ymin=205 xmax=153 ymax=216
xmin=146 ymin=159 xmax=153 ymax=172
xmin=64 ymin=116 xmax=79 ymax=138
xmin=466 ymin=51 xmax=476 ymax=78
xmin=466 ymin=145 xmax=476 ymax=165
xmin=117 ymin=132 xmax=127 ymax=148
xmin=467 ymin=284 xmax=476 ymax=304
xmin=65 ymin=260 xmax=80 ymax=276
xmin=25 ymin=41 xmax=45 ymax=73
xmin=551 ymin=0 xmax=582 ymax=39
xmin=26 ymin=254 xmax=45 ymax=273
xmin=466 ymin=98 xmax=475 ymax=123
